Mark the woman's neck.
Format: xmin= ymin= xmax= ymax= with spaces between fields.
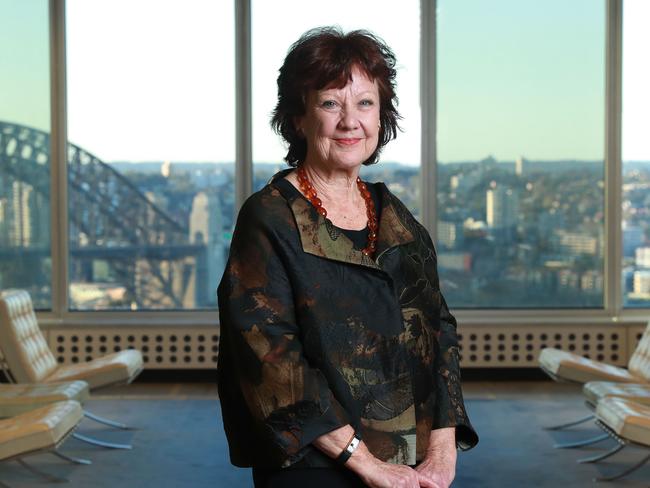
xmin=299 ymin=161 xmax=361 ymax=205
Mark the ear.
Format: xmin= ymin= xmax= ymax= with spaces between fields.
xmin=293 ymin=116 xmax=304 ymax=137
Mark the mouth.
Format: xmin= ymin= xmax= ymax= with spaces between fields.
xmin=334 ymin=138 xmax=362 ymax=146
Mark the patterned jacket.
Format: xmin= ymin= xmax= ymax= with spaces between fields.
xmin=217 ymin=170 xmax=478 ymax=468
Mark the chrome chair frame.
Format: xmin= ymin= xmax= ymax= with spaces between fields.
xmin=582 ymin=419 xmax=650 ymax=482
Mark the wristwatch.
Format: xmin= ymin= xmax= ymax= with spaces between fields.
xmin=336 ymin=432 xmax=362 ymax=465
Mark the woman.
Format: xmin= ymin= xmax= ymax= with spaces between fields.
xmin=217 ymin=27 xmax=478 ymax=488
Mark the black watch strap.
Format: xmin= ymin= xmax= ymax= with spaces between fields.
xmin=336 ymin=432 xmax=362 ymax=465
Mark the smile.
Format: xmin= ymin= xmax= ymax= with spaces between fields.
xmin=334 ymin=138 xmax=362 ymax=146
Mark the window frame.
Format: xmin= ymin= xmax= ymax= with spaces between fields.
xmin=39 ymin=0 xmax=643 ymax=329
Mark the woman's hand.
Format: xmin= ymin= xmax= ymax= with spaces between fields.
xmin=414 ymin=428 xmax=457 ymax=488
xmin=313 ymin=425 xmax=455 ymax=487
xmin=314 ymin=426 xmax=420 ymax=487
xmin=349 ymin=448 xmax=422 ymax=488
xmin=414 ymin=456 xmax=454 ymax=488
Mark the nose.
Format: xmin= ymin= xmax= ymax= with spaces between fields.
xmin=338 ymin=104 xmax=360 ymax=131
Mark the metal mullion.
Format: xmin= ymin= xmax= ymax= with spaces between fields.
xmin=47 ymin=0 xmax=68 ymax=322
xmin=604 ymin=0 xmax=623 ymax=318
xmin=420 ymin=0 xmax=437 ymax=238
xmin=235 ymin=0 xmax=253 ymax=210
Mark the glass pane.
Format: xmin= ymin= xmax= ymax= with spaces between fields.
xmin=622 ymin=0 xmax=650 ymax=308
xmin=437 ymin=0 xmax=606 ymax=308
xmin=66 ymin=0 xmax=235 ymax=310
xmin=251 ymin=0 xmax=421 ymax=218
xmin=0 ymin=1 xmax=52 ymax=309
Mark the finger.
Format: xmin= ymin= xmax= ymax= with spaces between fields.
xmin=417 ymin=482 xmax=437 ymax=488
xmin=416 ymin=473 xmax=439 ymax=488
xmin=418 ymin=482 xmax=438 ymax=488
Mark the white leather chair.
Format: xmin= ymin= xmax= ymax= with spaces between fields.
xmin=0 ymin=380 xmax=130 ymax=450
xmin=0 ymin=400 xmax=90 ymax=485
xmin=0 ymin=290 xmax=143 ymax=390
xmin=0 ymin=290 xmax=143 ymax=445
xmin=0 ymin=381 xmax=89 ymax=418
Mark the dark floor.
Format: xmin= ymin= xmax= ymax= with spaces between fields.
xmin=1 ymin=381 xmax=649 ymax=487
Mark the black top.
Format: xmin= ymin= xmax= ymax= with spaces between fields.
xmin=273 ymin=176 xmax=382 ymax=251
xmin=217 ymin=169 xmax=478 ymax=469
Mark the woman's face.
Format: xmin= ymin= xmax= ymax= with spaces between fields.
xmin=297 ymin=66 xmax=380 ymax=171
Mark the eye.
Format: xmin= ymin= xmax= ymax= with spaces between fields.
xmin=359 ymin=99 xmax=375 ymax=107
xmin=321 ymin=100 xmax=337 ymax=109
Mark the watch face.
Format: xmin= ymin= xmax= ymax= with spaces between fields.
xmin=348 ymin=436 xmax=361 ymax=453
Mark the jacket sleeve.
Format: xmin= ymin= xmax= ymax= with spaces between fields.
xmin=434 ymin=292 xmax=479 ymax=450
xmin=217 ymin=197 xmax=351 ymax=466
xmin=419 ymin=226 xmax=479 ymax=451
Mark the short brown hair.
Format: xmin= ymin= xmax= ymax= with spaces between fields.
xmin=271 ymin=27 xmax=401 ymax=167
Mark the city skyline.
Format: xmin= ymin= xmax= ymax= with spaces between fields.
xmin=2 ymin=118 xmax=649 ymax=310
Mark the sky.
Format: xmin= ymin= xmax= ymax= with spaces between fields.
xmin=1 ymin=0 xmax=648 ymax=165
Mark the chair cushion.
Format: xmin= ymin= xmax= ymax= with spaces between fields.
xmin=0 ymin=290 xmax=58 ymax=383
xmin=539 ymin=348 xmax=638 ymax=383
xmin=46 ymin=349 xmax=144 ymax=389
xmin=596 ymin=397 xmax=650 ymax=446
xmin=0 ymin=381 xmax=90 ymax=418
xmin=583 ymin=381 xmax=650 ymax=406
xmin=628 ymin=322 xmax=650 ymax=381
xmin=0 ymin=400 xmax=83 ymax=460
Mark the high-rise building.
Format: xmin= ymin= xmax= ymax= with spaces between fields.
xmin=636 ymin=247 xmax=650 ymax=268
xmin=553 ymin=230 xmax=601 ymax=256
xmin=11 ymin=181 xmax=33 ymax=246
xmin=450 ymin=175 xmax=460 ymax=191
xmin=437 ymin=221 xmax=463 ymax=249
xmin=633 ymin=270 xmax=650 ymax=295
xmin=515 ymin=156 xmax=527 ymax=176
xmin=161 ymin=160 xmax=172 ymax=178
xmin=486 ymin=186 xmax=519 ymax=237
xmin=450 ymin=172 xmax=480 ymax=194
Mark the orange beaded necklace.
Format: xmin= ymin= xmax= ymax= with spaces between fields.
xmin=296 ymin=166 xmax=378 ymax=256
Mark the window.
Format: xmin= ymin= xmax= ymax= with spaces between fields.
xmin=3 ymin=1 xmax=644 ymax=323
xmin=0 ymin=1 xmax=52 ymax=309
xmin=436 ymin=0 xmax=606 ymax=308
xmin=65 ymin=0 xmax=235 ymax=310
xmin=622 ymin=0 xmax=650 ymax=308
xmin=251 ymin=0 xmax=422 ymax=217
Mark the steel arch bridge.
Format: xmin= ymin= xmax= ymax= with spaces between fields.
xmin=0 ymin=121 xmax=207 ymax=309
